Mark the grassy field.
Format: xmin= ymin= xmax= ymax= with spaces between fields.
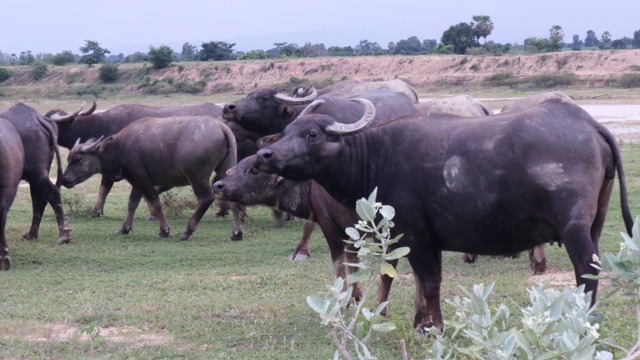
xmin=0 ymin=91 xmax=640 ymax=359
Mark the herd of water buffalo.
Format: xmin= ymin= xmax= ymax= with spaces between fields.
xmin=0 ymin=79 xmax=632 ymax=332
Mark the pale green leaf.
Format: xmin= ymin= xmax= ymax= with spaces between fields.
xmin=371 ymin=322 xmax=396 ymax=332
xmin=306 ymin=295 xmax=328 ymax=314
xmin=380 ymin=262 xmax=397 ymax=277
xmin=384 ymin=247 xmax=410 ymax=260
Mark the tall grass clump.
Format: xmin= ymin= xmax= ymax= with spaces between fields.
xmin=483 ymin=71 xmax=517 ymax=87
xmin=522 ymin=72 xmax=578 ymax=89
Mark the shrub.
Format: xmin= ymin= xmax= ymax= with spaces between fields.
xmin=523 ymin=72 xmax=578 ymax=89
xmin=142 ymin=82 xmax=175 ymax=96
xmin=98 ymin=63 xmax=119 ymax=83
xmin=483 ymin=71 xmax=517 ymax=87
xmin=31 ymin=62 xmax=48 ymax=80
xmin=0 ymin=67 xmax=11 ymax=83
xmin=74 ymin=85 xmax=104 ymax=97
xmin=619 ymin=73 xmax=640 ymax=88
xmin=209 ymin=82 xmax=234 ymax=94
xmin=175 ymin=80 xmax=205 ymax=94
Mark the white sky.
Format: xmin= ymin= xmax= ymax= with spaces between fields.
xmin=1 ymin=0 xmax=637 ymax=56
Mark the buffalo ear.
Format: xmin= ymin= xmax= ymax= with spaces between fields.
xmin=278 ymin=104 xmax=295 ymax=120
xmin=257 ymin=134 xmax=283 ymax=149
xmin=98 ymin=136 xmax=114 ymax=155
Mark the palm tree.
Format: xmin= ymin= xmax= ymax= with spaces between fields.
xmin=472 ymin=15 xmax=494 ymax=44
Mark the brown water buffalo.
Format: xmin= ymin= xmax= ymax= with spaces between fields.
xmin=255 ymin=97 xmax=633 ymax=332
xmin=222 ymin=87 xmax=417 ymax=137
xmin=0 ymin=118 xmax=25 ymax=269
xmin=213 ymin=155 xmax=381 ymax=301
xmin=0 ymin=103 xmax=74 ymax=245
xmin=61 ymin=116 xmax=243 ymax=240
xmin=48 ymin=102 xmax=257 ymax=218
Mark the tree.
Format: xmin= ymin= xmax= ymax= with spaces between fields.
xmin=471 ymin=15 xmax=494 ymax=44
xmin=524 ymin=37 xmax=549 ymax=53
xmin=327 ymin=46 xmax=355 ymax=56
xmin=147 ymin=45 xmax=174 ymax=69
xmin=634 ymin=30 xmax=640 ymax=48
xmin=124 ymin=51 xmax=147 ymax=63
xmin=80 ymin=40 xmax=110 ymax=67
xmin=19 ymin=50 xmax=35 ymax=65
xmin=571 ymin=35 xmax=582 ymax=51
xmin=181 ymin=42 xmax=198 ymax=61
xmin=51 ymin=50 xmax=76 ymax=65
xmin=584 ymin=30 xmax=599 ymax=47
xmin=548 ymin=25 xmax=564 ymax=52
xmin=355 ymin=39 xmax=382 ymax=55
xmin=441 ymin=22 xmax=478 ymax=54
xmin=298 ymin=42 xmax=327 ymax=57
xmin=422 ymin=39 xmax=438 ymax=54
xmin=600 ymin=31 xmax=612 ymax=49
xmin=199 ymin=41 xmax=235 ymax=61
xmin=611 ymin=39 xmax=626 ymax=49
xmin=391 ymin=35 xmax=423 ymax=55
xmin=238 ymin=50 xmax=268 ymax=60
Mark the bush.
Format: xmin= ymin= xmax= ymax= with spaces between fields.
xmin=175 ymin=80 xmax=206 ymax=94
xmin=483 ymin=71 xmax=518 ymax=87
xmin=209 ymin=82 xmax=234 ymax=94
xmin=31 ymin=62 xmax=48 ymax=80
xmin=523 ymin=72 xmax=578 ymax=88
xmin=0 ymin=67 xmax=11 ymax=83
xmin=142 ymin=82 xmax=175 ymax=95
xmin=98 ymin=63 xmax=119 ymax=83
xmin=619 ymin=73 xmax=640 ymax=88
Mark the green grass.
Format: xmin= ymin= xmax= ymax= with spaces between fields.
xmin=1 ymin=109 xmax=640 ymax=358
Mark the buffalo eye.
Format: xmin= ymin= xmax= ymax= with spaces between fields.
xmin=261 ymin=95 xmax=269 ymax=101
xmin=249 ymin=167 xmax=259 ymax=175
xmin=305 ymin=130 xmax=317 ymax=142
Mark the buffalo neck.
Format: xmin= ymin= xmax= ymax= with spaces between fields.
xmin=314 ymin=131 xmax=382 ymax=210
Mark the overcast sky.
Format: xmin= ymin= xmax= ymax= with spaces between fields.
xmin=1 ymin=0 xmax=637 ymax=56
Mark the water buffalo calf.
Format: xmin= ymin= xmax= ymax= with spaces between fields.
xmin=61 ymin=116 xmax=243 ymax=240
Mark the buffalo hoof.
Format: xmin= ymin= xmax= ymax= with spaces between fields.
xmin=461 ymin=253 xmax=477 ymax=264
xmin=116 ymin=228 xmax=131 ymax=235
xmin=530 ymin=258 xmax=547 ymax=275
xmin=57 ymin=234 xmax=72 ymax=245
xmin=214 ymin=209 xmax=229 ymax=218
xmin=288 ymin=252 xmax=310 ymax=261
xmin=157 ymin=230 xmax=170 ymax=238
xmin=1 ymin=255 xmax=10 ymax=270
xmin=230 ymin=231 xmax=243 ymax=241
xmin=21 ymin=233 xmax=37 ymax=241
xmin=275 ymin=212 xmax=293 ymax=226
xmin=179 ymin=233 xmax=191 ymax=241
xmin=146 ymin=215 xmax=158 ymax=221
xmin=90 ymin=210 xmax=103 ymax=218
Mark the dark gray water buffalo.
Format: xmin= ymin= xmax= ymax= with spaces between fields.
xmin=221 ymin=87 xmax=417 ymax=137
xmin=213 ymin=155 xmax=386 ymax=301
xmin=48 ymin=102 xmax=257 ymax=218
xmin=255 ymin=97 xmax=633 ymax=331
xmin=0 ymin=118 xmax=25 ymax=269
xmin=61 ymin=116 xmax=243 ymax=241
xmin=0 ymin=103 xmax=74 ymax=245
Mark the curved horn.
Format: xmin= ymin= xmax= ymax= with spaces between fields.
xmin=273 ymin=87 xmax=318 ymax=105
xmin=48 ymin=101 xmax=87 ymax=122
xmin=296 ymin=99 xmax=325 ymax=119
xmin=72 ymin=138 xmax=81 ymax=150
xmin=79 ymin=136 xmax=104 ymax=153
xmin=79 ymin=99 xmax=97 ymax=116
xmin=325 ymin=99 xmax=376 ymax=136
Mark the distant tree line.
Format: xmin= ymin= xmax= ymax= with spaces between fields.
xmin=1 ymin=18 xmax=639 ymax=72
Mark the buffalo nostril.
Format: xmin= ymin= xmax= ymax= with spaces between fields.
xmin=226 ymin=104 xmax=236 ymax=111
xmin=257 ymin=149 xmax=273 ymax=159
xmin=213 ymin=181 xmax=224 ymax=190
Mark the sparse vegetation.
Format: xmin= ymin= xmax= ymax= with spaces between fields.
xmin=483 ymin=71 xmax=517 ymax=87
xmin=523 ymin=72 xmax=578 ymax=88
xmin=0 ymin=67 xmax=11 ymax=82
xmin=619 ymin=73 xmax=640 ymax=88
xmin=31 ymin=62 xmax=48 ymax=80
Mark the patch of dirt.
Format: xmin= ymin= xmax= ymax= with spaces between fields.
xmin=9 ymin=322 xmax=173 ymax=348
xmin=527 ymin=270 xmax=576 ymax=287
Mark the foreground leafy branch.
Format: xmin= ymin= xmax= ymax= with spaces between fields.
xmin=306 ymin=188 xmax=409 ymax=359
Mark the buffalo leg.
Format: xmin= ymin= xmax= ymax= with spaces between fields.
xmin=562 ymin=227 xmax=600 ymax=306
xmin=118 ymin=187 xmax=143 ymax=235
xmin=529 ymin=245 xmax=547 ymax=274
xmin=24 ymin=178 xmax=71 ymax=245
xmin=273 ymin=208 xmax=292 ymax=225
xmin=91 ymin=176 xmax=114 ymax=217
xmin=180 ymin=182 xmax=215 ymax=241
xmin=410 ymin=242 xmax=444 ymax=332
xmin=0 ymin=200 xmax=11 ymax=270
xmin=229 ymin=202 xmax=244 ymax=241
xmin=288 ymin=220 xmax=315 ymax=261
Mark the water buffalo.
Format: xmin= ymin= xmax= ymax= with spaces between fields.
xmin=0 ymin=103 xmax=73 ymax=245
xmin=294 ymin=79 xmax=419 ymax=104
xmin=48 ymin=102 xmax=257 ymax=218
xmin=0 ymin=118 xmax=25 ymax=269
xmin=61 ymin=116 xmax=243 ymax=241
xmin=221 ymin=87 xmax=417 ymax=137
xmin=255 ymin=97 xmax=633 ymax=331
xmin=213 ymin=155 xmax=383 ymax=301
